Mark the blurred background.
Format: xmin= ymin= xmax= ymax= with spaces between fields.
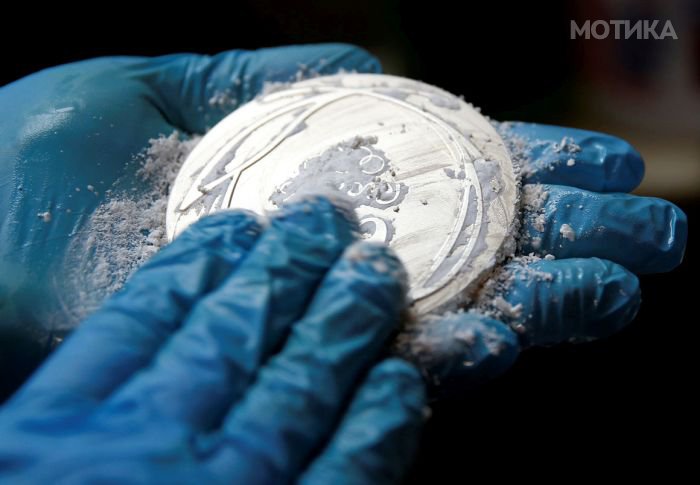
xmin=2 ymin=0 xmax=697 ymax=481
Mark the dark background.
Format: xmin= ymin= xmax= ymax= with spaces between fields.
xmin=2 ymin=0 xmax=697 ymax=481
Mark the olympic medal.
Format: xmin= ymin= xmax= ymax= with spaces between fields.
xmin=166 ymin=74 xmax=518 ymax=315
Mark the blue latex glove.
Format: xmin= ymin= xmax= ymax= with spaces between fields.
xmin=398 ymin=122 xmax=688 ymax=395
xmin=0 ymin=44 xmax=381 ymax=388
xmin=0 ymin=196 xmax=427 ymax=484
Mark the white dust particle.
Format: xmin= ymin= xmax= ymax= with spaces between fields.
xmin=532 ymin=214 xmax=546 ymax=233
xmin=560 ymin=223 xmax=576 ymax=241
xmin=208 ymin=89 xmax=238 ymax=111
xmin=37 ymin=211 xmax=52 ymax=223
xmin=87 ymin=185 xmax=95 ymax=192
xmin=454 ymin=327 xmax=476 ymax=345
xmin=554 ymin=136 xmax=582 ymax=154
xmin=566 ymin=158 xmax=576 ymax=167
xmin=492 ymin=296 xmax=523 ymax=319
xmin=371 ymin=259 xmax=389 ymax=274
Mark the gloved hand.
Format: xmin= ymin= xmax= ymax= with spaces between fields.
xmin=0 ymin=197 xmax=427 ymax=484
xmin=0 ymin=44 xmax=381 ymax=396
xmin=397 ymin=122 xmax=688 ymax=396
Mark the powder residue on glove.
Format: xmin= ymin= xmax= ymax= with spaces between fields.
xmin=495 ymin=121 xmax=581 ymax=179
xmin=473 ymin=253 xmax=553 ymax=321
xmin=466 ymin=125 xmax=556 ymax=329
xmin=62 ymin=132 xmax=200 ymax=326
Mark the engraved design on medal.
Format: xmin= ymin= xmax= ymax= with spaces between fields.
xmin=269 ymin=140 xmax=407 ymax=244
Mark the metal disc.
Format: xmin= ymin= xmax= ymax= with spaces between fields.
xmin=166 ymin=74 xmax=518 ymax=315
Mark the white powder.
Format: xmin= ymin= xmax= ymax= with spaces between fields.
xmin=260 ymin=66 xmax=361 ymax=97
xmin=268 ymin=135 xmax=406 ymax=244
xmin=554 ymin=136 xmax=581 ymax=154
xmin=61 ymin=132 xmax=200 ymax=326
xmin=207 ymin=90 xmax=238 ymax=111
xmin=37 ymin=211 xmax=52 ymax=223
xmin=494 ymin=122 xmax=534 ymax=177
xmin=519 ymin=183 xmax=549 ymax=244
xmin=560 ymin=223 xmax=576 ymax=241
xmin=495 ymin=122 xmax=581 ymax=178
xmin=492 ymin=296 xmax=523 ymax=319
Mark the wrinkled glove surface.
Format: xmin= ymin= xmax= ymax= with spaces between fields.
xmin=0 ymin=197 xmax=426 ymax=484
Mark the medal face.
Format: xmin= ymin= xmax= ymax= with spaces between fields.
xmin=167 ymin=74 xmax=518 ymax=315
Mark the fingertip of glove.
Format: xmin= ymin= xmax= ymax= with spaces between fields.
xmin=598 ymin=258 xmax=642 ymax=331
xmin=369 ymin=358 xmax=424 ymax=388
xmin=650 ymin=200 xmax=688 ymax=273
xmin=363 ymin=358 xmax=427 ymax=409
xmin=341 ymin=241 xmax=409 ymax=302
xmin=577 ymin=132 xmax=645 ymax=192
xmin=404 ymin=312 xmax=519 ymax=395
xmin=601 ymin=136 xmax=645 ymax=192
xmin=163 ymin=210 xmax=264 ymax=256
xmin=271 ymin=195 xmax=359 ymax=248
xmin=501 ymin=123 xmax=644 ymax=193
xmin=514 ymin=258 xmax=642 ymax=343
xmin=182 ymin=209 xmax=264 ymax=235
xmin=459 ymin=313 xmax=520 ymax=378
xmin=298 ymin=241 xmax=408 ymax=347
xmin=619 ymin=196 xmax=688 ymax=274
